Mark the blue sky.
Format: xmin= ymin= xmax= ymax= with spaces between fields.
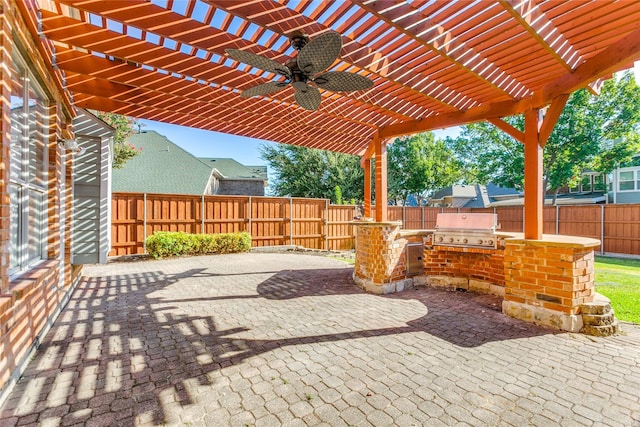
xmin=138 ymin=119 xmax=461 ymax=166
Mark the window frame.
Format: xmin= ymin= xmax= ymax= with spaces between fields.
xmin=617 ymin=168 xmax=639 ymax=192
xmin=9 ymin=53 xmax=50 ymax=278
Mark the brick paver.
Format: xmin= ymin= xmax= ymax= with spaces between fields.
xmin=1 ymin=253 xmax=639 ymax=426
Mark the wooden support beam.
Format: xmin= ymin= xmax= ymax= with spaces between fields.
xmin=538 ymin=94 xmax=569 ymax=147
xmin=487 ymin=118 xmax=524 ymax=143
xmin=523 ymin=109 xmax=544 ymax=240
xmin=374 ymin=135 xmax=387 ymax=222
xmin=363 ymin=157 xmax=371 ymax=218
xmin=360 ymin=139 xmax=375 ymax=168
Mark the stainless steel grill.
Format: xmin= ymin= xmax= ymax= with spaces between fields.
xmin=433 ymin=213 xmax=500 ymax=249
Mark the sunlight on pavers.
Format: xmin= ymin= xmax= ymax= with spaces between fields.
xmin=1 ymin=253 xmax=639 ymax=426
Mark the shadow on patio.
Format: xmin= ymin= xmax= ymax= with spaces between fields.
xmin=0 ymin=255 xmax=554 ymax=426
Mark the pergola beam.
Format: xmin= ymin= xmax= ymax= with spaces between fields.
xmin=363 ymin=158 xmax=371 ymax=218
xmin=374 ymin=134 xmax=388 ymax=222
xmin=487 ymin=118 xmax=524 ymax=143
xmin=378 ymin=26 xmax=640 ymax=139
xmin=538 ymin=94 xmax=569 ymax=147
xmin=523 ymin=109 xmax=544 ymax=240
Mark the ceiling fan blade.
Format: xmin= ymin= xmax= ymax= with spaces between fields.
xmin=241 ymin=81 xmax=288 ymax=98
xmin=226 ymin=49 xmax=291 ymax=78
xmin=297 ymin=32 xmax=342 ymax=76
xmin=313 ymin=71 xmax=373 ymax=92
xmin=294 ymin=85 xmax=321 ymax=111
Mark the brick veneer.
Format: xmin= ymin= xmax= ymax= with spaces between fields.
xmin=0 ymin=1 xmax=81 ymax=402
xmin=353 ymin=222 xmax=411 ymax=293
xmin=502 ymin=236 xmax=599 ymax=331
xmin=423 ymin=245 xmax=505 ymax=288
xmin=353 ymin=222 xmax=600 ymax=332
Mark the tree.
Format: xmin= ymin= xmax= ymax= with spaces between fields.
xmin=387 ymin=132 xmax=464 ymax=205
xmin=94 ymin=111 xmax=141 ymax=169
xmin=447 ymin=118 xmax=525 ymax=190
xmin=260 ymin=144 xmax=364 ymax=203
xmin=450 ymin=72 xmax=640 ymax=201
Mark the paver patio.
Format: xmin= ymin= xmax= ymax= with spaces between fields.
xmin=1 ymin=253 xmax=639 ymax=426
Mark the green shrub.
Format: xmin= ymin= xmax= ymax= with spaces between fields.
xmin=145 ymin=231 xmax=251 ymax=259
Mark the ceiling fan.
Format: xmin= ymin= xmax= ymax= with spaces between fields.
xmin=226 ymin=31 xmax=373 ymax=111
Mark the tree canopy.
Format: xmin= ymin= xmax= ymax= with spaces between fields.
xmin=94 ymin=111 xmax=141 ymax=169
xmin=387 ymin=132 xmax=464 ymax=205
xmin=260 ymin=144 xmax=363 ymax=203
xmin=450 ymin=72 xmax=640 ymax=200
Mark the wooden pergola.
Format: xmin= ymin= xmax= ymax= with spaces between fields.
xmin=27 ymin=0 xmax=640 ymax=239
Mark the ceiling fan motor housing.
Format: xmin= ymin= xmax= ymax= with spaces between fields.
xmin=289 ymin=30 xmax=309 ymax=51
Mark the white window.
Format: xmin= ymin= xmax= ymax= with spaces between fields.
xmin=618 ymin=170 xmax=636 ymax=192
xmin=9 ymin=55 xmax=50 ymax=276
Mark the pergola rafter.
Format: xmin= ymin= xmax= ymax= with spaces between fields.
xmin=25 ymin=0 xmax=640 ymax=238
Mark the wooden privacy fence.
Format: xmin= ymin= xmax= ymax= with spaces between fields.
xmin=110 ymin=193 xmax=640 ymax=257
xmin=110 ymin=193 xmax=358 ymax=255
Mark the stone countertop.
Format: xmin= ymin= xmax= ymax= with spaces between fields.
xmin=352 ymin=223 xmax=600 ymax=249
xmin=351 ymin=220 xmax=403 ymax=227
xmin=398 ymin=229 xmax=433 ymax=238
xmin=501 ymin=232 xmax=600 ymax=248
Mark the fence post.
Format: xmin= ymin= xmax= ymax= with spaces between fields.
xmin=201 ymin=195 xmax=205 ymax=234
xmin=143 ymin=193 xmax=147 ymax=253
xmin=556 ymin=205 xmax=559 ymax=235
xmin=325 ymin=199 xmax=329 ymax=250
xmin=289 ymin=197 xmax=293 ymax=246
xmin=402 ymin=205 xmax=406 ymax=228
xmin=248 ymin=196 xmax=252 ymax=240
xmin=522 ymin=206 xmax=525 ymax=232
xmin=421 ymin=206 xmax=424 ymax=229
xmin=601 ymin=204 xmax=605 ymax=255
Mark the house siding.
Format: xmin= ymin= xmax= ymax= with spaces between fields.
xmin=614 ymin=191 xmax=640 ymax=204
xmin=71 ymin=134 xmax=111 ymax=264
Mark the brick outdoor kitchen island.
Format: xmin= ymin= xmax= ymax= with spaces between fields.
xmin=353 ymin=221 xmax=602 ymax=333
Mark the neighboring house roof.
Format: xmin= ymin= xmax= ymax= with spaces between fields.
xmin=198 ymin=157 xmax=267 ymax=181
xmin=112 ymin=130 xmax=214 ymax=195
xmin=490 ymin=192 xmax=607 ymax=207
xmin=430 ymin=184 xmax=521 ymax=208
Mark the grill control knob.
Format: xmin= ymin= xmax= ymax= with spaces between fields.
xmin=463 ymin=238 xmax=468 ymax=244
xmin=448 ymin=237 xmax=454 ymax=243
xmin=437 ymin=236 xmax=443 ymax=243
xmin=478 ymin=239 xmax=483 ymax=245
xmin=488 ymin=240 xmax=494 ymax=245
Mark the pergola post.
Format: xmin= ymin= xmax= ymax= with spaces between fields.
xmin=363 ymin=157 xmax=371 ymax=218
xmin=523 ymin=108 xmax=544 ymax=240
xmin=374 ymin=135 xmax=387 ymax=222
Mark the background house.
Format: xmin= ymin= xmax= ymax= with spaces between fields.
xmin=112 ymin=131 xmax=267 ymax=196
xmin=198 ymin=158 xmax=267 ymax=196
xmin=552 ymin=154 xmax=640 ymax=205
xmin=428 ymin=184 xmax=521 ymax=208
xmin=607 ymin=155 xmax=640 ymax=204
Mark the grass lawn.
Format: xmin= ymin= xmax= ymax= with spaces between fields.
xmin=595 ymin=256 xmax=640 ymax=324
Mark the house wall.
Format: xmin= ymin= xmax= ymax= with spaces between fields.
xmin=218 ymin=179 xmax=264 ymax=196
xmin=615 ymin=191 xmax=640 ymax=204
xmin=0 ymin=0 xmax=80 ymax=401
